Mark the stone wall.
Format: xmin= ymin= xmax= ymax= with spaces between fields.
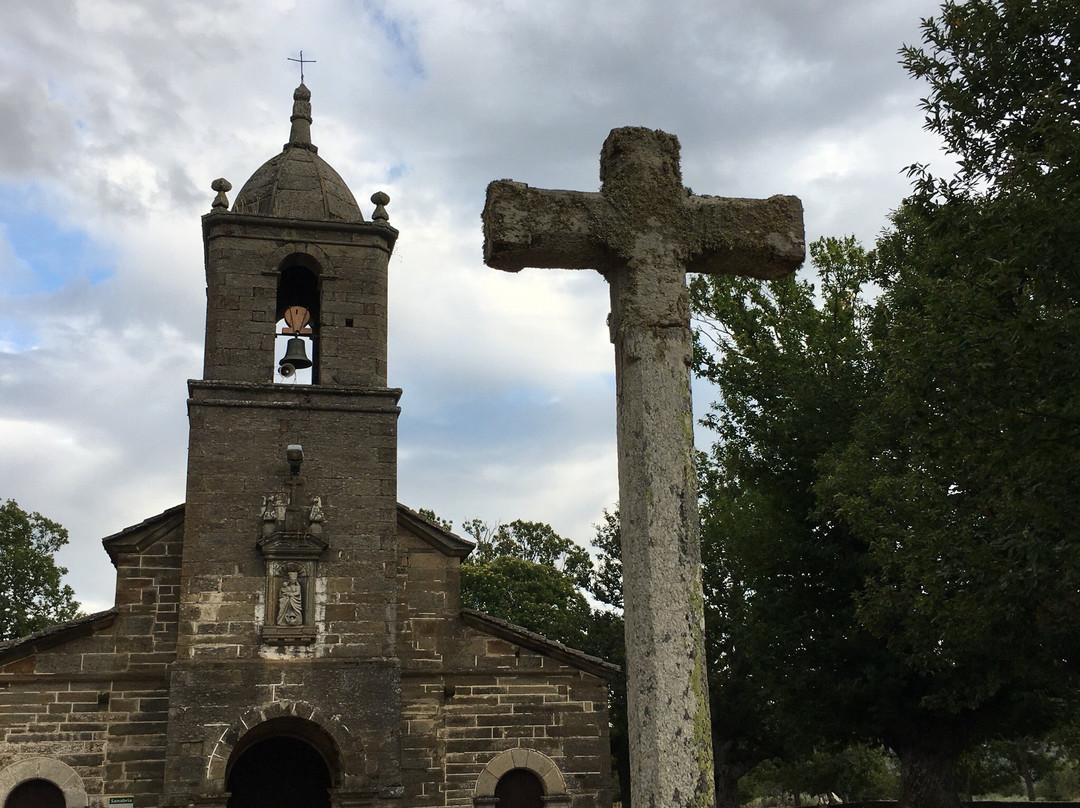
xmin=0 ymin=511 xmax=182 ymax=807
xmin=179 ymin=383 xmax=401 ymax=662
xmin=200 ymin=215 xmax=395 ymax=388
xmin=397 ymin=527 xmax=614 ymax=808
xmin=400 ymin=639 xmax=612 ymax=808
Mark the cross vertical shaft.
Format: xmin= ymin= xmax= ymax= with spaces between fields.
xmin=483 ymin=127 xmax=804 ymax=808
xmin=609 ymin=253 xmax=712 ymax=807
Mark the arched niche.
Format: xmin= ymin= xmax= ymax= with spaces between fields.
xmin=0 ymin=758 xmax=88 ymax=808
xmin=474 ymin=748 xmax=570 ymax=808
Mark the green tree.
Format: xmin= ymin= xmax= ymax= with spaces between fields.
xmin=691 ymin=236 xmax=882 ymax=807
xmin=0 ymin=499 xmax=80 ymax=641
xmin=459 ymin=519 xmax=595 ymax=648
xmin=460 ymin=556 xmax=593 ymax=647
xmin=462 ymin=518 xmax=593 ymax=589
xmin=589 ymin=509 xmax=622 ymax=610
xmin=818 ymin=2 xmax=1080 ymax=804
xmin=742 ymin=745 xmax=899 ymax=805
xmin=975 ymin=739 xmax=1063 ymax=801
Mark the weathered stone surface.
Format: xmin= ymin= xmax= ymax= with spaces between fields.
xmin=0 ymin=515 xmax=179 ymax=805
xmin=483 ymin=127 xmax=804 ymax=808
xmin=231 ymin=84 xmax=365 ymax=223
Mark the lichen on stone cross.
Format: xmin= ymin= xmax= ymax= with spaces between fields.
xmin=482 ymin=126 xmax=804 ymax=808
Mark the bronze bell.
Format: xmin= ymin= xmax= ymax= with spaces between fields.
xmin=279 ymin=337 xmax=313 ymax=370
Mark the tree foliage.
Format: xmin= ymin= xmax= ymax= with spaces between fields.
xmin=742 ymin=745 xmax=900 ymax=806
xmin=590 ymin=509 xmax=622 ymax=609
xmin=821 ymin=5 xmax=1080 ymax=788
xmin=459 ymin=518 xmax=597 ymax=649
xmin=0 ymin=499 xmax=80 ymax=641
xmin=900 ymin=0 xmax=1080 ymax=196
xmin=460 ymin=554 xmax=593 ymax=648
xmin=461 ymin=518 xmax=593 ymax=590
xmin=823 ymin=0 xmax=1080 ymax=683
xmin=688 ymin=3 xmax=1080 ymax=807
xmin=691 ymin=237 xmax=883 ymax=806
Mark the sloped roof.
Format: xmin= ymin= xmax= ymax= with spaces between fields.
xmin=98 ymin=503 xmax=470 ymax=564
xmin=461 ymin=608 xmax=620 ymax=681
xmin=102 ymin=503 xmax=185 ymax=564
xmin=0 ymin=609 xmax=117 ymax=664
xmin=397 ymin=504 xmax=474 ymax=558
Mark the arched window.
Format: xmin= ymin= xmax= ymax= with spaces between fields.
xmin=0 ymin=759 xmax=86 ymax=808
xmin=5 ymin=779 xmax=65 ymax=808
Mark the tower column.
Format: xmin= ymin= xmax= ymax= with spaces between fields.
xmin=163 ymin=85 xmax=403 ymax=808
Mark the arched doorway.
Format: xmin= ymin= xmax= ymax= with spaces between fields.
xmin=226 ymin=735 xmax=331 ymax=808
xmin=494 ymin=768 xmax=544 ymax=808
xmin=6 ymin=778 xmax=65 ymax=808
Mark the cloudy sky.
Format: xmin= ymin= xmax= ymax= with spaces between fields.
xmin=1 ymin=0 xmax=952 ymax=614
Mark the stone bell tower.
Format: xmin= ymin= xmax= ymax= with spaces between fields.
xmin=162 ymin=84 xmax=403 ymax=808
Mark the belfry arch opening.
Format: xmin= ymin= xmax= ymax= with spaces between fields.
xmin=225 ymin=717 xmax=337 ymax=808
xmin=274 ymin=258 xmax=321 ymax=385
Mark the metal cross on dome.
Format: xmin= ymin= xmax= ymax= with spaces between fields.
xmin=288 ymin=51 xmax=316 ymax=82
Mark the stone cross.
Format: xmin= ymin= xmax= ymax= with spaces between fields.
xmin=483 ymin=127 xmax=803 ymax=808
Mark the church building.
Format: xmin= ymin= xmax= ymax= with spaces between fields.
xmin=0 ymin=84 xmax=614 ymax=808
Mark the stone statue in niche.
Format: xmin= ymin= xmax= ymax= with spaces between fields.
xmin=276 ymin=569 xmax=304 ymax=626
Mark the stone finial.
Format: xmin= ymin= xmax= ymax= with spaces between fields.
xmin=211 ymin=178 xmax=232 ymax=211
xmin=371 ymin=191 xmax=390 ymax=223
xmin=261 ymin=492 xmax=288 ymax=537
xmin=308 ymin=495 xmax=324 ymax=536
xmin=287 ymin=83 xmax=315 ymax=151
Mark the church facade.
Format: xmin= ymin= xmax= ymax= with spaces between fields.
xmin=0 ymin=85 xmax=614 ymax=808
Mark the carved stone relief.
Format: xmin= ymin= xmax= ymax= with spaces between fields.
xmin=257 ymin=491 xmax=327 ymax=646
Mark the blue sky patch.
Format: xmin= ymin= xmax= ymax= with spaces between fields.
xmin=0 ymin=185 xmax=115 ymax=295
xmin=0 ymin=318 xmax=40 ymax=352
xmin=363 ymin=1 xmax=426 ymax=83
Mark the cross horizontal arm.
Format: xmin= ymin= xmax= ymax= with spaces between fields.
xmin=483 ymin=180 xmax=614 ymax=272
xmin=686 ymin=193 xmax=805 ymax=279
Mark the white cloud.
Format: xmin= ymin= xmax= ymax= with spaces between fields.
xmin=0 ymin=0 xmax=947 ymax=612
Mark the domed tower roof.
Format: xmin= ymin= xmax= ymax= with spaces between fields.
xmin=232 ymin=84 xmax=364 ymax=222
